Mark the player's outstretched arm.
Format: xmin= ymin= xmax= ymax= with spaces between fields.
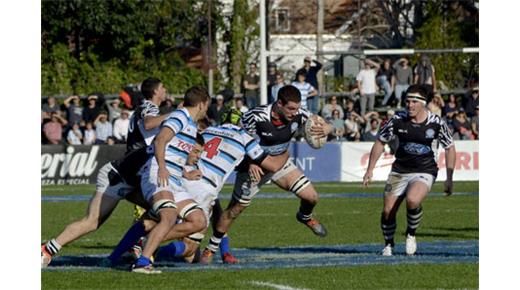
xmin=143 ymin=114 xmax=169 ymax=131
xmin=260 ymin=150 xmax=290 ymax=173
xmin=443 ymin=145 xmax=456 ymax=196
xmin=154 ymin=127 xmax=175 ymax=187
xmin=363 ymin=140 xmax=385 ymax=187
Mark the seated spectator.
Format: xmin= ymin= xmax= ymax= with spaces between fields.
xmin=106 ymin=136 xmax=117 ymax=146
xmin=160 ymin=98 xmax=176 ymax=114
xmin=94 ymin=111 xmax=112 ymax=144
xmin=207 ymin=94 xmax=226 ymax=125
xmin=233 ymin=97 xmax=249 ymax=114
xmin=329 ymin=109 xmax=345 ymax=141
xmin=83 ymin=95 xmax=101 ymax=123
xmin=64 ymin=95 xmax=83 ymax=126
xmin=363 ymin=118 xmax=380 ymax=142
xmin=321 ymin=95 xmax=344 ymax=121
xmin=43 ymin=112 xmax=68 ymax=145
xmin=42 ymin=96 xmax=60 ymax=115
xmin=464 ymin=86 xmax=479 ymax=119
xmin=443 ymin=94 xmax=460 ymax=119
xmin=344 ymin=111 xmax=363 ymax=141
xmin=67 ymin=123 xmax=83 ymax=145
xmin=291 ymin=69 xmax=317 ymax=111
xmin=271 ymin=72 xmax=286 ymax=103
xmin=471 ymin=105 xmax=479 ymax=140
xmin=452 ymin=110 xmax=473 ymax=140
xmin=344 ymin=98 xmax=357 ymax=119
xmin=107 ymin=99 xmax=122 ymax=123
xmin=113 ymin=110 xmax=130 ymax=142
xmin=428 ymin=92 xmax=444 ymax=117
xmin=83 ymin=122 xmax=96 ymax=145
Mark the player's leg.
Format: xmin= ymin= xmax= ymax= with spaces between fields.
xmin=211 ymin=199 xmax=237 ymax=263
xmin=271 ymin=162 xmax=327 ymax=237
xmin=162 ymin=199 xmax=207 ymax=241
xmin=404 ymin=174 xmax=434 ymax=255
xmin=380 ymin=172 xmax=409 ymax=256
xmin=41 ymin=163 xmax=128 ymax=267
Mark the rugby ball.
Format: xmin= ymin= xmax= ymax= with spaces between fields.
xmin=304 ymin=115 xmax=327 ymax=149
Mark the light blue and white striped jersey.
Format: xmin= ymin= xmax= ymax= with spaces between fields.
xmin=199 ymin=124 xmax=264 ymax=192
xmin=291 ymin=81 xmax=315 ymax=110
xmin=161 ymin=108 xmax=198 ymax=186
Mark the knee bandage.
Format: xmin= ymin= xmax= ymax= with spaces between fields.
xmin=187 ymin=232 xmax=204 ymax=243
xmin=289 ymin=175 xmax=311 ymax=195
xmin=150 ymin=199 xmax=176 ymax=219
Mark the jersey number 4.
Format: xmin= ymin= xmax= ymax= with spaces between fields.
xmin=203 ymin=137 xmax=222 ymax=159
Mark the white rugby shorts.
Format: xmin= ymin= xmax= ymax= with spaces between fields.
xmin=140 ymin=158 xmax=184 ymax=202
xmin=96 ymin=162 xmax=134 ymax=201
xmin=384 ymin=171 xmax=435 ymax=197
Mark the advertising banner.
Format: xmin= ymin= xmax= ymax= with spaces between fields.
xmin=41 ymin=145 xmax=126 ymax=186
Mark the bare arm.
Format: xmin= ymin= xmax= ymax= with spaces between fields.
xmin=260 ymin=151 xmax=290 ymax=172
xmin=362 ymin=139 xmax=386 ymax=186
xmin=431 ymin=66 xmax=437 ymax=92
xmin=154 ymin=127 xmax=175 ymax=187
xmin=443 ymin=145 xmax=456 ymax=196
xmin=143 ymin=114 xmax=169 ymax=131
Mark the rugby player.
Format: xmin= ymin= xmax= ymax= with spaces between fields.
xmin=131 ymin=86 xmax=210 ymax=273
xmin=363 ymin=84 xmax=456 ymax=256
xmin=201 ymin=85 xmax=333 ymax=263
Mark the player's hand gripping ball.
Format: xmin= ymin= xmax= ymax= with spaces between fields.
xmin=304 ymin=115 xmax=327 ymax=149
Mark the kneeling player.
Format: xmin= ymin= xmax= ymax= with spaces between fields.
xmin=363 ymin=85 xmax=456 ymax=256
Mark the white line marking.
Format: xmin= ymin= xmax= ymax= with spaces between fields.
xmin=249 ymin=280 xmax=311 ymax=290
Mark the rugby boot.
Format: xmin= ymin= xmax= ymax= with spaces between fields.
xmin=296 ymin=212 xmax=327 ymax=237
xmin=41 ymin=244 xmax=52 ymax=268
xmin=405 ymin=234 xmax=417 ymax=255
xmin=382 ymin=244 xmax=393 ymax=256
xmin=222 ymin=252 xmax=239 ymax=264
xmin=199 ymin=249 xmax=214 ymax=264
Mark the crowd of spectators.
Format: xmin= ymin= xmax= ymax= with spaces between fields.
xmin=42 ymin=54 xmax=479 ymax=145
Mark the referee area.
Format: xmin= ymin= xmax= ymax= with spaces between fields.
xmin=42 ymin=181 xmax=478 ymax=289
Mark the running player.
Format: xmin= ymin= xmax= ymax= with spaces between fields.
xmin=363 ymin=84 xmax=456 ymax=256
xmin=131 ymin=86 xmax=210 ymax=273
xmin=201 ymin=85 xmax=333 ymax=263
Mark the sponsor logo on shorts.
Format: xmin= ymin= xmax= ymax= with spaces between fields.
xmin=384 ymin=183 xmax=392 ymax=193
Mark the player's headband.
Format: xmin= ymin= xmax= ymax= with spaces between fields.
xmin=406 ymin=92 xmax=427 ymax=105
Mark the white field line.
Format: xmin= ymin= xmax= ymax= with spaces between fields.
xmin=249 ymin=280 xmax=311 ymax=290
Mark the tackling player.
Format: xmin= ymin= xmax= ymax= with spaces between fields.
xmin=201 ymin=85 xmax=333 ymax=263
xmin=363 ymin=84 xmax=456 ymax=256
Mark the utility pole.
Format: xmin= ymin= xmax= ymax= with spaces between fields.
xmin=317 ymin=0 xmax=324 ymax=101
xmin=260 ymin=0 xmax=267 ymax=105
xmin=208 ymin=0 xmax=214 ymax=96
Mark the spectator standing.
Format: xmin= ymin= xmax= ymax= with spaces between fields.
xmin=356 ymin=59 xmax=379 ymax=115
xmin=43 ymin=112 xmax=68 ymax=145
xmin=82 ymin=95 xmax=101 ymax=123
xmin=113 ymin=110 xmax=130 ymax=143
xmin=329 ymin=109 xmax=345 ymax=141
xmin=67 ymin=123 xmax=83 ymax=145
xmin=291 ymin=69 xmax=317 ymax=111
xmin=42 ymin=96 xmax=60 ymax=115
xmin=471 ymin=106 xmax=479 ymax=140
xmin=428 ymin=92 xmax=445 ymax=117
xmin=321 ymin=95 xmax=344 ymax=120
xmin=377 ymin=59 xmax=395 ymax=107
xmin=301 ymin=56 xmax=323 ymax=114
xmin=414 ymin=55 xmax=436 ymax=95
xmin=94 ymin=111 xmax=112 ymax=144
xmin=392 ymin=57 xmax=413 ymax=108
xmin=107 ymin=99 xmax=122 ymax=123
xmin=271 ymin=72 xmax=286 ymax=102
xmin=63 ymin=95 xmax=83 ymax=125
xmin=233 ymin=97 xmax=249 ymax=114
xmin=83 ymin=122 xmax=96 ymax=145
xmin=267 ymin=63 xmax=277 ymax=104
xmin=243 ymin=63 xmax=260 ymax=109
xmin=207 ymin=94 xmax=226 ymax=125
xmin=464 ymin=86 xmax=479 ymax=119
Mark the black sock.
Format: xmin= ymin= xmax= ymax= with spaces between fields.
xmin=297 ymin=199 xmax=315 ymax=221
xmin=381 ymin=213 xmax=396 ymax=247
xmin=406 ymin=206 xmax=423 ymax=236
xmin=207 ymin=230 xmax=225 ymax=253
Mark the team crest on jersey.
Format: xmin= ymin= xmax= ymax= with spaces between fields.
xmin=291 ymin=122 xmax=299 ymax=133
xmin=425 ymin=128 xmax=435 ymax=139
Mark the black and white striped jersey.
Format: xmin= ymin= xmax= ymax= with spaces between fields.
xmin=126 ymin=100 xmax=160 ymax=152
xmin=240 ymin=104 xmax=310 ymax=156
xmin=378 ymin=110 xmax=454 ymax=176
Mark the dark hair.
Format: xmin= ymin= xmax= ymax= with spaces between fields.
xmin=197 ymin=117 xmax=211 ymax=132
xmin=183 ymin=86 xmax=210 ymax=107
xmin=141 ymin=77 xmax=162 ymax=100
xmin=296 ymin=68 xmax=307 ymax=78
xmin=195 ymin=133 xmax=205 ymax=146
xmin=332 ymin=109 xmax=340 ymax=115
xmin=278 ymin=85 xmax=301 ymax=105
xmin=406 ymin=84 xmax=432 ymax=103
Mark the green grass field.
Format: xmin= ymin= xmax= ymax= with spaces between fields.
xmin=41 ymin=181 xmax=478 ymax=289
